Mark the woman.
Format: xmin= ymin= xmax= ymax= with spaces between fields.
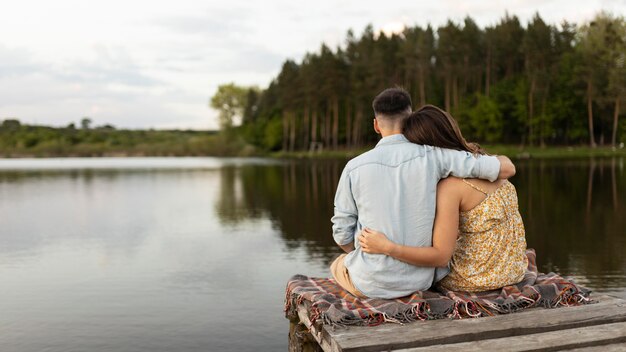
xmin=359 ymin=105 xmax=528 ymax=292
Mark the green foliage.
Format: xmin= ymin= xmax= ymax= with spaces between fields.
xmin=210 ymin=83 xmax=250 ymax=130
xmin=2 ymin=119 xmax=21 ymax=131
xmin=263 ymin=118 xmax=283 ymax=151
xmin=227 ymin=12 xmax=625 ymax=151
xmin=81 ymin=117 xmax=92 ymax=130
xmin=466 ymin=94 xmax=503 ymax=143
xmin=0 ymin=119 xmax=255 ymax=157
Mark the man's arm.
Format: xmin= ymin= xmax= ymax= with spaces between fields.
xmin=435 ymin=147 xmax=515 ymax=181
xmin=497 ymin=155 xmax=516 ymax=179
xmin=331 ymin=166 xmax=358 ymax=252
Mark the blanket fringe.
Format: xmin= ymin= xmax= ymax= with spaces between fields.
xmin=283 ymin=270 xmax=593 ymax=328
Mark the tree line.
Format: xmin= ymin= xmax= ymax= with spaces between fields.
xmin=0 ymin=118 xmax=254 ymax=157
xmin=214 ymin=12 xmax=625 ymax=152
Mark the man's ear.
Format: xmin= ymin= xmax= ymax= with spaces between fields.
xmin=373 ymin=118 xmax=381 ymax=135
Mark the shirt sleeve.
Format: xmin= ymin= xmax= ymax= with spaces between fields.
xmin=331 ymin=166 xmax=358 ymax=246
xmin=435 ymin=147 xmax=501 ymax=182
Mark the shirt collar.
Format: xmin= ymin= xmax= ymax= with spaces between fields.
xmin=375 ymin=133 xmax=409 ymax=148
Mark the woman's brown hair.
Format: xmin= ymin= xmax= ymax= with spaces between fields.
xmin=402 ymin=104 xmax=486 ymax=155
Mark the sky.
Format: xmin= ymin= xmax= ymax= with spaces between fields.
xmin=1 ymin=0 xmax=625 ymax=130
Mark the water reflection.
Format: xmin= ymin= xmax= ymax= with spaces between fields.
xmin=0 ymin=169 xmax=211 ymax=258
xmin=215 ymin=157 xmax=626 ymax=296
xmin=2 ymin=158 xmax=624 ymax=295
xmin=515 ymin=158 xmax=626 ymax=296
xmin=216 ymin=160 xmax=342 ymax=262
xmin=0 ymin=157 xmax=624 ymax=351
xmin=0 ymin=163 xmax=296 ymax=352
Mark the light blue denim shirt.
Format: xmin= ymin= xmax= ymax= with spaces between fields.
xmin=331 ymin=134 xmax=501 ymax=299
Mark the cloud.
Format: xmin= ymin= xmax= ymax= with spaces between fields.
xmin=150 ymin=9 xmax=285 ymax=75
xmin=153 ymin=7 xmax=251 ymax=37
xmin=0 ymin=45 xmax=212 ymax=129
xmin=0 ymin=44 xmax=159 ymax=92
xmin=56 ymin=46 xmax=160 ymax=87
xmin=1 ymin=0 xmax=625 ymax=130
xmin=0 ymin=46 xmax=45 ymax=78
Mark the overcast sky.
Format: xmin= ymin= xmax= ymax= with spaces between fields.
xmin=1 ymin=0 xmax=624 ymax=130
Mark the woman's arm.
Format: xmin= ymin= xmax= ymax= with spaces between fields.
xmin=359 ymin=179 xmax=461 ymax=267
xmin=338 ymin=242 xmax=355 ymax=253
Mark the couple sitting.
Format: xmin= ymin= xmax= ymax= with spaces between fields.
xmin=330 ymin=88 xmax=527 ymax=299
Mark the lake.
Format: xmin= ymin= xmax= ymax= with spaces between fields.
xmin=0 ymin=157 xmax=624 ymax=351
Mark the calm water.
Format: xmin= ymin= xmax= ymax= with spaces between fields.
xmin=0 ymin=157 xmax=624 ymax=351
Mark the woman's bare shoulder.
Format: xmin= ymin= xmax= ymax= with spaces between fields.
xmin=436 ymin=177 xmax=465 ymax=207
xmin=437 ymin=177 xmax=465 ymax=191
xmin=468 ymin=178 xmax=508 ymax=188
xmin=468 ymin=177 xmax=507 ymax=192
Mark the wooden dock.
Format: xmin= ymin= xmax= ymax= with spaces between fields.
xmin=289 ymin=295 xmax=626 ymax=352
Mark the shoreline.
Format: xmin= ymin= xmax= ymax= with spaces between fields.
xmin=273 ymin=145 xmax=626 ymax=160
xmin=1 ymin=145 xmax=625 ymax=160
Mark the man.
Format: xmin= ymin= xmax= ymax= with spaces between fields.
xmin=330 ymin=88 xmax=515 ymax=299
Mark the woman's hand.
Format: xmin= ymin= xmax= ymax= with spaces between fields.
xmin=358 ymin=228 xmax=396 ymax=255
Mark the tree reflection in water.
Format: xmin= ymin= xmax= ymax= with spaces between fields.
xmin=215 ymin=159 xmax=343 ymax=263
xmin=516 ymin=158 xmax=625 ymax=295
xmin=215 ymin=157 xmax=626 ymax=295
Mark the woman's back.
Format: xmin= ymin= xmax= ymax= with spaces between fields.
xmin=438 ymin=177 xmax=528 ymax=292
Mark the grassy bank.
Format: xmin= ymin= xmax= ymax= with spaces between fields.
xmin=0 ymin=124 xmax=259 ymax=157
xmin=272 ymin=144 xmax=626 ymax=160
xmin=2 ymin=122 xmax=625 ymax=159
xmin=483 ymin=144 xmax=626 ymax=159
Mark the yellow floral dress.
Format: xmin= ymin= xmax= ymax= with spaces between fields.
xmin=438 ymin=179 xmax=528 ymax=292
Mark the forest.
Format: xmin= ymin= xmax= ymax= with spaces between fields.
xmin=216 ymin=12 xmax=626 ymax=152
xmin=3 ymin=13 xmax=624 ymax=158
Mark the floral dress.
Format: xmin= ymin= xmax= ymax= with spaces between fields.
xmin=438 ymin=179 xmax=528 ymax=292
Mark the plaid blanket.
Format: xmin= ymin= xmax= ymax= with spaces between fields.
xmin=284 ymin=249 xmax=592 ymax=327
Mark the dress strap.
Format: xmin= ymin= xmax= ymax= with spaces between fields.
xmin=462 ymin=179 xmax=489 ymax=195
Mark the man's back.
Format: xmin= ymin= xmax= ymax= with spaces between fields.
xmin=332 ymin=134 xmax=500 ymax=298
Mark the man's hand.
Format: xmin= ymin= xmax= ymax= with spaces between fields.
xmin=497 ymin=155 xmax=516 ymax=179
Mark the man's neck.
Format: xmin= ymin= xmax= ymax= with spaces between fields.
xmin=380 ymin=131 xmax=403 ymax=138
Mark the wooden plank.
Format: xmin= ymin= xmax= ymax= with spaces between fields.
xmin=297 ymin=303 xmax=341 ymax=352
xmin=289 ymin=320 xmax=324 ymax=352
xmin=320 ymin=296 xmax=626 ymax=352
xmin=397 ymin=321 xmax=626 ymax=352
xmin=568 ymin=343 xmax=626 ymax=352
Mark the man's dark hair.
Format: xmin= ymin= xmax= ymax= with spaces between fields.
xmin=372 ymin=87 xmax=412 ymax=117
